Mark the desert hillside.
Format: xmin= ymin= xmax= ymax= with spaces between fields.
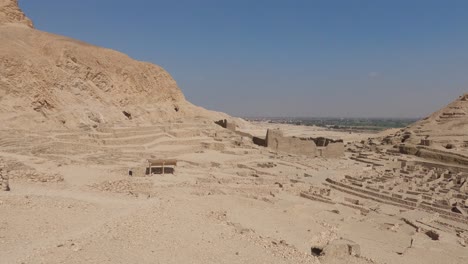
xmin=400 ymin=94 xmax=468 ymax=145
xmin=380 ymin=94 xmax=468 ymax=164
xmin=0 ymin=0 xmax=224 ymax=130
xmin=0 ymin=0 xmax=32 ymax=28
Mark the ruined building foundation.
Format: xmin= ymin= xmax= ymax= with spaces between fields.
xmin=0 ymin=167 xmax=10 ymax=191
xmin=214 ymin=120 xmax=345 ymax=158
xmin=265 ymin=129 xmax=344 ymax=158
xmin=266 ymin=129 xmax=317 ymax=156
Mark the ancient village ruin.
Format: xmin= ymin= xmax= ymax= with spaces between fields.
xmin=215 ymin=119 xmax=345 ymax=158
xmin=1 ymin=1 xmax=468 ymax=263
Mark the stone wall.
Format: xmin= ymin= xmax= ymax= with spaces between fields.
xmin=309 ymin=137 xmax=342 ymax=147
xmin=215 ymin=119 xmax=236 ymax=131
xmin=253 ymin=136 xmax=266 ymax=147
xmin=214 ymin=123 xmax=344 ymax=158
xmin=215 ymin=119 xmax=254 ymax=140
xmin=0 ymin=167 xmax=9 ymax=191
xmin=399 ymin=144 xmax=468 ymax=166
xmin=321 ymin=142 xmax=345 ymax=158
xmin=420 ymin=139 xmax=432 ymax=146
xmin=235 ymin=130 xmax=253 ymax=139
xmin=263 ymin=129 xmax=344 ymax=158
xmin=266 ymin=129 xmax=317 ymax=157
xmin=326 ymin=178 xmax=468 ymax=225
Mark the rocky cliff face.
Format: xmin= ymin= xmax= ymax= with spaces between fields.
xmin=0 ymin=0 xmax=224 ymax=129
xmin=0 ymin=0 xmax=33 ymax=28
xmin=388 ymin=93 xmax=468 ymax=152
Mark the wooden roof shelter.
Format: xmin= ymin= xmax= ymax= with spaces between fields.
xmin=147 ymin=159 xmax=177 ymax=175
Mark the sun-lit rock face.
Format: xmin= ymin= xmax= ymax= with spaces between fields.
xmin=0 ymin=0 xmax=225 ymax=129
xmin=390 ymin=93 xmax=468 ymax=153
xmin=0 ymin=0 xmax=33 ymax=28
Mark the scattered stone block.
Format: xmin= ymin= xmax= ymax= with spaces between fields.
xmin=425 ymin=230 xmax=440 ymax=240
xmin=201 ymin=142 xmax=225 ymax=151
xmin=214 ymin=119 xmax=236 ymax=131
xmin=344 ymin=197 xmax=360 ymax=205
xmin=320 ymin=239 xmax=361 ymax=258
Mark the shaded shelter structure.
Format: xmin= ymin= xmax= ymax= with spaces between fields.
xmin=147 ymin=159 xmax=177 ymax=175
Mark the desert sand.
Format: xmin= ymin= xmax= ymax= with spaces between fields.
xmin=1 ymin=1 xmax=468 ymax=264
xmin=1 ymin=120 xmax=467 ymax=264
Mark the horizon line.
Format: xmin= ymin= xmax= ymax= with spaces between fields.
xmin=238 ymin=116 xmax=422 ymax=120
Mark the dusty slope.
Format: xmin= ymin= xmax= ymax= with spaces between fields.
xmin=403 ymin=93 xmax=468 ymax=145
xmin=0 ymin=0 xmax=225 ymax=130
xmin=0 ymin=0 xmax=32 ymax=28
xmin=382 ymin=93 xmax=468 ymax=161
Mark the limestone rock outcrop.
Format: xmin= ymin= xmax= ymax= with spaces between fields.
xmin=0 ymin=1 xmax=224 ymax=129
xmin=397 ymin=93 xmax=468 ymax=148
xmin=0 ymin=0 xmax=33 ymax=28
xmin=383 ymin=93 xmax=468 ymax=165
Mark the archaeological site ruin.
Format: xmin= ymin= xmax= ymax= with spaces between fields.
xmin=1 ymin=1 xmax=468 ymax=264
xmin=215 ymin=120 xmax=345 ymax=158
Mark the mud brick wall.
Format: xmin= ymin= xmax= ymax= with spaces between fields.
xmin=266 ymin=129 xmax=317 ymax=157
xmin=322 ymin=142 xmax=345 ymax=158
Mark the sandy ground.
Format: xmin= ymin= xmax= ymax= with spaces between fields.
xmin=1 ymin=120 xmax=467 ymax=264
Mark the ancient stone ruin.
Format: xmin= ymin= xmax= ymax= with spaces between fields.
xmin=214 ymin=120 xmax=345 ymax=158
xmin=215 ymin=119 xmax=253 ymax=139
xmin=325 ymin=162 xmax=468 ymax=224
xmin=263 ymin=129 xmax=344 ymax=158
xmin=265 ymin=129 xmax=317 ymax=156
xmin=420 ymin=138 xmax=432 ymax=146
xmin=321 ymin=239 xmax=361 ymax=258
xmin=146 ymin=159 xmax=177 ymax=175
xmin=215 ymin=119 xmax=236 ymax=131
xmin=0 ymin=166 xmax=10 ymax=191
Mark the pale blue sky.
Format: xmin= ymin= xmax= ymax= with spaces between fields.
xmin=20 ymin=0 xmax=468 ymax=118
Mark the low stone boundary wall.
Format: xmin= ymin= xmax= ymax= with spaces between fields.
xmin=325 ymin=181 xmax=415 ymax=210
xmin=252 ymin=137 xmax=266 ymax=147
xmin=350 ymin=157 xmax=384 ymax=167
xmin=399 ymin=144 xmax=468 ymax=167
xmin=300 ymin=191 xmax=370 ymax=214
xmin=300 ymin=192 xmax=335 ymax=205
xmin=326 ymin=178 xmax=468 ymax=225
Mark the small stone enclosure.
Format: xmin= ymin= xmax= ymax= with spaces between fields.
xmin=214 ymin=120 xmax=344 ymax=158
xmin=264 ymin=129 xmax=344 ymax=158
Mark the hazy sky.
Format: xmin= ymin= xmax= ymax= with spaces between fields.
xmin=20 ymin=0 xmax=468 ymax=118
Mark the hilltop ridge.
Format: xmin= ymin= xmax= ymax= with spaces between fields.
xmin=0 ymin=0 xmax=32 ymax=28
xmin=0 ymin=0 xmax=225 ymax=129
xmin=380 ymin=93 xmax=468 ymax=165
xmin=400 ymin=93 xmax=468 ymax=147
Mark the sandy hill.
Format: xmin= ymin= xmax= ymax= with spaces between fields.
xmin=380 ymin=93 xmax=468 ymax=165
xmin=0 ymin=0 xmax=225 ymax=130
xmin=399 ymin=93 xmax=468 ymax=147
xmin=0 ymin=0 xmax=32 ymax=27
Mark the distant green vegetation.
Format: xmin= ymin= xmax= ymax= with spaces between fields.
xmin=246 ymin=117 xmax=419 ymax=132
